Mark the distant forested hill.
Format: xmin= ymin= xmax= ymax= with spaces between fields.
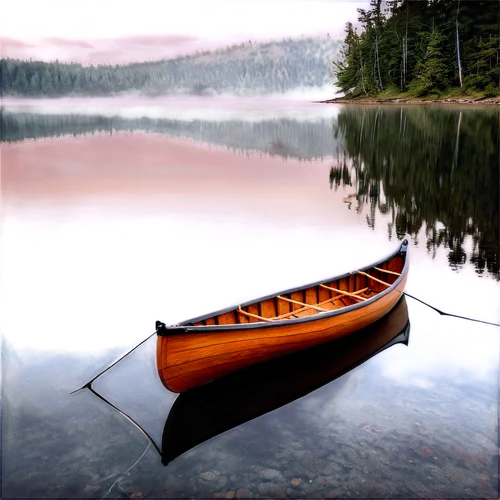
xmin=1 ymin=37 xmax=341 ymax=97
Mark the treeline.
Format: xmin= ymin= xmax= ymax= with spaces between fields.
xmin=334 ymin=0 xmax=500 ymax=97
xmin=330 ymin=106 xmax=499 ymax=279
xmin=0 ymin=111 xmax=340 ymax=160
xmin=0 ymin=37 xmax=340 ymax=97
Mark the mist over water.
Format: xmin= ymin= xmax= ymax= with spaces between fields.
xmin=1 ymin=90 xmax=337 ymax=116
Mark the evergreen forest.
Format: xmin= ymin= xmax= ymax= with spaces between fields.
xmin=1 ymin=37 xmax=340 ymax=97
xmin=334 ymin=0 xmax=500 ymax=97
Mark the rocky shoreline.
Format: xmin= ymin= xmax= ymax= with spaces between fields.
xmin=319 ymin=96 xmax=500 ymax=105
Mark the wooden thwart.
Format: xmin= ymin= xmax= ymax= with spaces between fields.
xmin=358 ymin=271 xmax=391 ymax=288
xmin=237 ymin=308 xmax=274 ymax=323
xmin=275 ymin=288 xmax=370 ymax=320
xmin=277 ymin=295 xmax=328 ymax=313
xmin=326 ymin=286 xmax=370 ymax=302
xmin=374 ymin=267 xmax=401 ymax=277
xmin=233 ymin=280 xmax=384 ymax=324
xmin=319 ymin=284 xmax=368 ymax=301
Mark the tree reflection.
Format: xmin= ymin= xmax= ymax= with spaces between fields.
xmin=0 ymin=110 xmax=339 ymax=161
xmin=331 ymin=106 xmax=499 ymax=279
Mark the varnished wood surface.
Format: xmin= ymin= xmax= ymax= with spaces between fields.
xmin=161 ymin=297 xmax=410 ymax=465
xmin=157 ymin=240 xmax=409 ymax=392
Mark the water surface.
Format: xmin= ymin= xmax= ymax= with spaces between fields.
xmin=1 ymin=97 xmax=498 ymax=498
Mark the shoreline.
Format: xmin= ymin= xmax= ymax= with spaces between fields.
xmin=318 ymin=96 xmax=500 ymax=106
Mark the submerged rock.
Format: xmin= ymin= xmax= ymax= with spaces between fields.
xmin=163 ymin=477 xmax=186 ymax=496
xmin=302 ymin=457 xmax=318 ymax=472
xmin=235 ymin=488 xmax=253 ymax=498
xmin=200 ymin=470 xmax=220 ymax=482
xmin=258 ymin=482 xmax=286 ymax=497
xmin=256 ymin=467 xmax=283 ymax=481
xmin=325 ymin=489 xmax=344 ymax=497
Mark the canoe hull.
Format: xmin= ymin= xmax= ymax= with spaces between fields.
xmin=161 ymin=296 xmax=410 ymax=464
xmin=157 ymin=244 xmax=408 ymax=392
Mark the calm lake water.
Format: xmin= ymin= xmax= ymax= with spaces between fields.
xmin=1 ymin=96 xmax=499 ymax=499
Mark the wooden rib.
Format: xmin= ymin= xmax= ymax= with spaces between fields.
xmin=237 ymin=308 xmax=274 ymax=323
xmin=274 ymin=287 xmax=370 ymax=320
xmin=374 ymin=267 xmax=401 ymax=276
xmin=277 ymin=295 xmax=328 ymax=312
xmin=210 ymin=285 xmax=374 ymax=326
xmin=277 ymin=301 xmax=325 ymax=319
xmin=358 ymin=271 xmax=391 ymax=288
xmin=275 ymin=305 xmax=327 ymax=321
xmin=319 ymin=284 xmax=368 ymax=301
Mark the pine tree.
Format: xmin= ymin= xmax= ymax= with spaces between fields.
xmin=409 ymin=28 xmax=449 ymax=95
xmin=333 ymin=22 xmax=365 ymax=95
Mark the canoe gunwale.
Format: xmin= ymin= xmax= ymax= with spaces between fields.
xmin=157 ymin=239 xmax=409 ymax=336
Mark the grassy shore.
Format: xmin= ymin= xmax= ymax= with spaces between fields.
xmin=320 ymin=88 xmax=500 ymax=105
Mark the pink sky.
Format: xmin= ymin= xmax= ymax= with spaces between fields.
xmin=2 ymin=35 xmax=227 ymax=65
xmin=1 ymin=0 xmax=367 ymax=64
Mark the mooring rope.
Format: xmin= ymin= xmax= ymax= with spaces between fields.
xmin=403 ymin=292 xmax=500 ymax=326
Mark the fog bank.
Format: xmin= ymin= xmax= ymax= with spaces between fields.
xmin=1 ymin=91 xmax=342 ymax=116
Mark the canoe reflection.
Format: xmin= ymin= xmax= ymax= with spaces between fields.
xmin=161 ymin=297 xmax=409 ymax=465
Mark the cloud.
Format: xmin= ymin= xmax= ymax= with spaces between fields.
xmin=1 ymin=35 xmax=203 ymax=64
xmin=0 ymin=1 xmax=367 ymax=64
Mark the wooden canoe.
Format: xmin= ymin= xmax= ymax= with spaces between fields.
xmin=160 ymin=296 xmax=410 ymax=465
xmin=156 ymin=239 xmax=409 ymax=393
